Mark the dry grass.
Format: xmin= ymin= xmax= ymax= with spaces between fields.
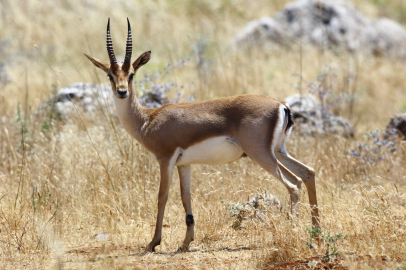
xmin=1 ymin=0 xmax=406 ymax=269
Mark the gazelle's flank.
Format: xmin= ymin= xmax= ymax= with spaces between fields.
xmin=85 ymin=18 xmax=319 ymax=252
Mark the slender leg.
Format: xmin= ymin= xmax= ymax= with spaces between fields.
xmin=245 ymin=149 xmax=302 ymax=216
xmin=177 ymin=165 xmax=194 ymax=251
xmin=275 ymin=145 xmax=320 ymax=228
xmin=146 ymin=159 xmax=175 ymax=252
xmin=277 ymin=161 xmax=302 ymax=216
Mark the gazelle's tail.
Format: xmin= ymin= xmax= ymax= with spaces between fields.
xmin=284 ymin=106 xmax=294 ymax=134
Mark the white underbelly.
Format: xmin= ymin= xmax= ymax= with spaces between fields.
xmin=175 ymin=136 xmax=244 ymax=166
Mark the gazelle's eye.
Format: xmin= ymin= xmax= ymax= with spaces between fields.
xmin=128 ymin=74 xmax=134 ymax=81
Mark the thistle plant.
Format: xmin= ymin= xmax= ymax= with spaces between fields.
xmin=350 ymin=129 xmax=398 ymax=165
xmin=305 ymin=227 xmax=348 ymax=262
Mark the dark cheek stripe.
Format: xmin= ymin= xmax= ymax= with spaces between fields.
xmin=186 ymin=214 xmax=194 ymax=227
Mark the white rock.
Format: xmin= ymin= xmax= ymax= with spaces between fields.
xmin=34 ymin=82 xmax=171 ymax=121
xmin=233 ymin=0 xmax=406 ymax=59
xmin=285 ymin=94 xmax=354 ymax=137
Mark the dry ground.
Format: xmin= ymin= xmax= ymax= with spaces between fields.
xmin=1 ymin=0 xmax=406 ymax=269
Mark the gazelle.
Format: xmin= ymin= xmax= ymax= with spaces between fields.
xmin=84 ymin=18 xmax=319 ymax=252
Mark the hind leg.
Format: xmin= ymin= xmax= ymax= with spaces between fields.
xmin=245 ymin=149 xmax=302 ymax=216
xmin=275 ymin=145 xmax=319 ymax=228
xmin=177 ymin=165 xmax=194 ymax=251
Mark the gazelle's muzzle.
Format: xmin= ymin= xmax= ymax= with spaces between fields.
xmin=117 ymin=88 xmax=128 ymax=99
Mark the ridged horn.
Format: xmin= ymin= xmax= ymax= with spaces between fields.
xmin=106 ymin=18 xmax=117 ymax=66
xmin=123 ymin=18 xmax=132 ymax=71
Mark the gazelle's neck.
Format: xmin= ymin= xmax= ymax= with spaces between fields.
xmin=113 ymin=89 xmax=149 ymax=142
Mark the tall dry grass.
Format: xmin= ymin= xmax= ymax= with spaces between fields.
xmin=0 ymin=0 xmax=406 ymax=269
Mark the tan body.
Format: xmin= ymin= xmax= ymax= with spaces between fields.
xmin=85 ymin=19 xmax=319 ymax=252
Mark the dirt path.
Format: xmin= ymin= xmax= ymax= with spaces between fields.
xmin=62 ymin=243 xmax=404 ymax=270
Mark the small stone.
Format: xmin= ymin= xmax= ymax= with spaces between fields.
xmin=94 ymin=233 xmax=109 ymax=241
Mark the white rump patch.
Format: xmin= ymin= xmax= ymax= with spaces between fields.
xmin=175 ymin=136 xmax=244 ymax=166
xmin=271 ymin=105 xmax=288 ymax=151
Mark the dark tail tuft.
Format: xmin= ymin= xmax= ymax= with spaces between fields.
xmin=284 ymin=107 xmax=294 ymax=133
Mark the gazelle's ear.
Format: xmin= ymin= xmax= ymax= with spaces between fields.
xmin=84 ymin=53 xmax=110 ymax=73
xmin=132 ymin=51 xmax=151 ymax=73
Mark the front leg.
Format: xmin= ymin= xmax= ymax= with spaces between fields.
xmin=146 ymin=159 xmax=175 ymax=252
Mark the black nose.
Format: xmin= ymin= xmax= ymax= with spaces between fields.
xmin=117 ymin=89 xmax=128 ymax=99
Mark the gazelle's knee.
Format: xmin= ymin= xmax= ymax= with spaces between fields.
xmin=301 ymin=167 xmax=315 ymax=183
xmin=302 ymin=168 xmax=316 ymax=187
xmin=308 ymin=167 xmax=315 ymax=179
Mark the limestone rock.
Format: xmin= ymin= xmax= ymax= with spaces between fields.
xmin=233 ymin=0 xmax=406 ymax=59
xmin=284 ymin=94 xmax=354 ymax=137
xmin=35 ymin=82 xmax=171 ymax=121
xmin=227 ymin=193 xmax=281 ymax=229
